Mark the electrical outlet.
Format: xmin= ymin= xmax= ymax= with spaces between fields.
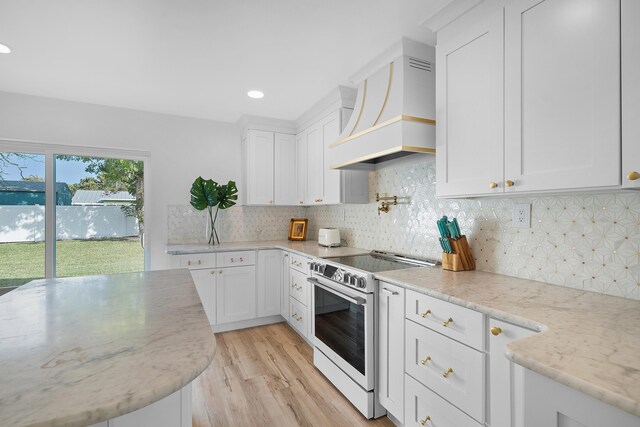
xmin=512 ymin=203 xmax=531 ymax=228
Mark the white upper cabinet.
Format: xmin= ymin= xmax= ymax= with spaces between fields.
xmin=322 ymin=111 xmax=342 ymax=205
xmin=246 ymin=130 xmax=275 ymax=205
xmin=306 ymin=123 xmax=324 ymax=204
xmin=296 ymin=133 xmax=307 ymax=205
xmin=504 ymin=0 xmax=621 ymax=193
xmin=436 ymin=3 xmax=504 ymax=198
xmin=274 ymin=133 xmax=297 ymax=205
xmin=436 ymin=0 xmax=629 ymax=197
xmin=622 ymin=0 xmax=640 ymax=189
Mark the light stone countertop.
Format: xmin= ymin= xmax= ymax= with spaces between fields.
xmin=374 ymin=267 xmax=640 ymax=418
xmin=166 ymin=240 xmax=371 ymax=258
xmin=0 ymin=269 xmax=216 ymax=427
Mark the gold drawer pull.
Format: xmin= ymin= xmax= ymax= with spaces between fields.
xmin=627 ymin=171 xmax=640 ymax=181
xmin=491 ymin=326 xmax=502 ymax=336
xmin=489 ymin=181 xmax=498 ymax=189
xmin=420 ymin=415 xmax=431 ymax=425
xmin=230 ymin=258 xmax=234 ymax=262
xmin=420 ymin=309 xmax=431 ymax=318
xmin=210 ymin=270 xmax=215 ymax=275
xmin=442 ymin=317 xmax=453 ymax=327
xmin=198 ymin=260 xmax=202 ymax=264
xmin=420 ymin=356 xmax=431 ymax=365
xmin=187 ymin=260 xmax=191 ymax=266
xmin=442 ymin=367 xmax=454 ymax=378
xmin=505 ymin=180 xmax=515 ymax=187
xmin=240 ymin=257 xmax=244 ymax=262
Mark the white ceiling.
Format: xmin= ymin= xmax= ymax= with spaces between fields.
xmin=0 ymin=0 xmax=451 ymax=123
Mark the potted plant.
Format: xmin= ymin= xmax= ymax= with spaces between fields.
xmin=190 ymin=177 xmax=238 ymax=245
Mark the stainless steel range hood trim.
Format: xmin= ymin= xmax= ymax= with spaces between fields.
xmin=330 ymin=115 xmax=436 ymax=148
xmin=330 ymin=145 xmax=436 ymax=169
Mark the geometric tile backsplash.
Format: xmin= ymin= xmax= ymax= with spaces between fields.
xmin=168 ymin=156 xmax=640 ymax=300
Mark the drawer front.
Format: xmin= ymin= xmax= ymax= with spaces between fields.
xmin=406 ymin=290 xmax=485 ymax=350
xmin=173 ymin=253 xmax=216 ymax=270
xmin=289 ymin=252 xmax=310 ymax=274
xmin=290 ymin=268 xmax=309 ymax=305
xmin=405 ymin=320 xmax=485 ymax=422
xmin=216 ymin=251 xmax=256 ymax=268
xmin=289 ymin=296 xmax=308 ymax=338
xmin=405 ymin=374 xmax=483 ymax=427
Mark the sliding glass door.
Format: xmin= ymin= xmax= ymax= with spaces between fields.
xmin=0 ymin=143 xmax=147 ymax=289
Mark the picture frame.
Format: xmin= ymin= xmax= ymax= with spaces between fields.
xmin=288 ymin=218 xmax=308 ymax=241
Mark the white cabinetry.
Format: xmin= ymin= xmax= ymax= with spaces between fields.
xmin=257 ymin=250 xmax=282 ymax=317
xmin=281 ymin=252 xmax=291 ymax=319
xmin=437 ymin=0 xmax=625 ymax=197
xmin=523 ymin=369 xmax=639 ymax=427
xmin=246 ymin=130 xmax=275 ymax=205
xmin=300 ymin=110 xmax=369 ymax=205
xmin=436 ymin=1 xmax=504 ymax=197
xmin=378 ymin=282 xmax=405 ymax=422
xmin=245 ymin=130 xmax=296 ymax=206
xmin=622 ymin=0 xmax=640 ymax=189
xmin=189 ymin=268 xmax=217 ymax=325
xmin=504 ymin=0 xmax=620 ymax=193
xmin=296 ymin=133 xmax=307 ymax=205
xmin=488 ymin=319 xmax=535 ymax=427
xmin=216 ymin=265 xmax=256 ymax=324
xmin=286 ymin=252 xmax=312 ymax=341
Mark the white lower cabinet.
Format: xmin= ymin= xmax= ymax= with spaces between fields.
xmin=378 ymin=282 xmax=405 ymax=422
xmin=286 ymin=251 xmax=312 ymax=340
xmin=216 ymin=265 xmax=256 ymax=324
xmin=257 ymin=250 xmax=282 ymax=317
xmin=289 ymin=296 xmax=308 ymax=338
xmin=488 ymin=318 xmax=536 ymax=427
xmin=281 ymin=252 xmax=291 ymax=319
xmin=405 ymin=375 xmax=482 ymax=427
xmin=523 ymin=369 xmax=639 ymax=427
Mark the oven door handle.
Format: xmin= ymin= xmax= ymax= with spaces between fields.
xmin=307 ymin=277 xmax=366 ymax=306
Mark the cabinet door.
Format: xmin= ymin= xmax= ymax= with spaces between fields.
xmin=257 ymin=250 xmax=282 ymax=317
xmin=296 ymin=133 xmax=307 ymax=205
xmin=378 ymin=282 xmax=405 ymax=422
xmin=306 ymin=124 xmax=324 ymax=204
xmin=488 ymin=319 xmax=535 ymax=427
xmin=622 ymin=0 xmax=640 ymax=189
xmin=281 ymin=252 xmax=291 ymax=318
xmin=216 ymin=266 xmax=256 ymax=324
xmin=504 ymin=0 xmax=620 ymax=193
xmin=523 ymin=369 xmax=639 ymax=427
xmin=274 ymin=133 xmax=297 ymax=205
xmin=436 ymin=5 xmax=504 ymax=197
xmin=322 ymin=110 xmax=342 ymax=204
xmin=246 ymin=130 xmax=274 ymax=205
xmin=189 ymin=269 xmax=217 ymax=326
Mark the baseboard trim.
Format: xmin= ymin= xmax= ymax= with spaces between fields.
xmin=211 ymin=315 xmax=285 ymax=333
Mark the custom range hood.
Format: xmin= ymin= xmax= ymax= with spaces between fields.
xmin=328 ymin=38 xmax=436 ymax=170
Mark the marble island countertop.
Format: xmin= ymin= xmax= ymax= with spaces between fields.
xmin=166 ymin=239 xmax=371 ymax=258
xmin=374 ymin=267 xmax=640 ymax=418
xmin=0 ymin=269 xmax=216 ymax=427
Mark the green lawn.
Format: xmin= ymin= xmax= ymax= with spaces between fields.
xmin=0 ymin=238 xmax=144 ymax=287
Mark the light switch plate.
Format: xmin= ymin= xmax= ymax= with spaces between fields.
xmin=512 ymin=203 xmax=531 ymax=228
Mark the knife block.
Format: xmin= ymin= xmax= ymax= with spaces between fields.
xmin=441 ymin=235 xmax=476 ymax=272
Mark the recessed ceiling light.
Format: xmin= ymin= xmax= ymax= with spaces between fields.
xmin=0 ymin=43 xmax=11 ymax=54
xmin=247 ymin=90 xmax=264 ymax=99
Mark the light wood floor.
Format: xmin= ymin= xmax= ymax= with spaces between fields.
xmin=192 ymin=322 xmax=395 ymax=427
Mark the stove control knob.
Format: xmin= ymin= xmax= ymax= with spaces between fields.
xmin=356 ymin=277 xmax=366 ymax=289
xmin=343 ymin=273 xmax=352 ymax=284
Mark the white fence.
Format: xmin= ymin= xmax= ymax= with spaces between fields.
xmin=0 ymin=206 xmax=139 ymax=243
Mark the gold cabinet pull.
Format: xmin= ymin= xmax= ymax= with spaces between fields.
xmin=442 ymin=317 xmax=453 ymax=327
xmin=240 ymin=257 xmax=244 ymax=262
xmin=210 ymin=270 xmax=215 ymax=275
xmin=489 ymin=181 xmax=498 ymax=189
xmin=627 ymin=171 xmax=640 ymax=181
xmin=198 ymin=260 xmax=202 ymax=264
xmin=299 ymin=201 xmax=304 ymax=204
xmin=420 ymin=356 xmax=431 ymax=365
xmin=420 ymin=309 xmax=432 ymax=318
xmin=505 ymin=180 xmax=515 ymax=187
xmin=187 ymin=260 xmax=191 ymax=266
xmin=442 ymin=367 xmax=454 ymax=378
xmin=420 ymin=415 xmax=431 ymax=425
xmin=491 ymin=326 xmax=502 ymax=336
xmin=219 ymin=270 xmax=223 ymax=274
xmin=230 ymin=258 xmax=234 ymax=263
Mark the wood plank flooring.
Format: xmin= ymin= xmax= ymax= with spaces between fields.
xmin=192 ymin=322 xmax=395 ymax=427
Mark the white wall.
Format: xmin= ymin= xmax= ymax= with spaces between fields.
xmin=0 ymin=91 xmax=241 ymax=269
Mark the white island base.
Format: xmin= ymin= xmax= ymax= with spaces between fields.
xmin=90 ymin=384 xmax=192 ymax=427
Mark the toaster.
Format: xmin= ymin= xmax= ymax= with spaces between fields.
xmin=318 ymin=228 xmax=341 ymax=247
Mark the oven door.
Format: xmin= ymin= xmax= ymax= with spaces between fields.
xmin=309 ymin=276 xmax=375 ymax=391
